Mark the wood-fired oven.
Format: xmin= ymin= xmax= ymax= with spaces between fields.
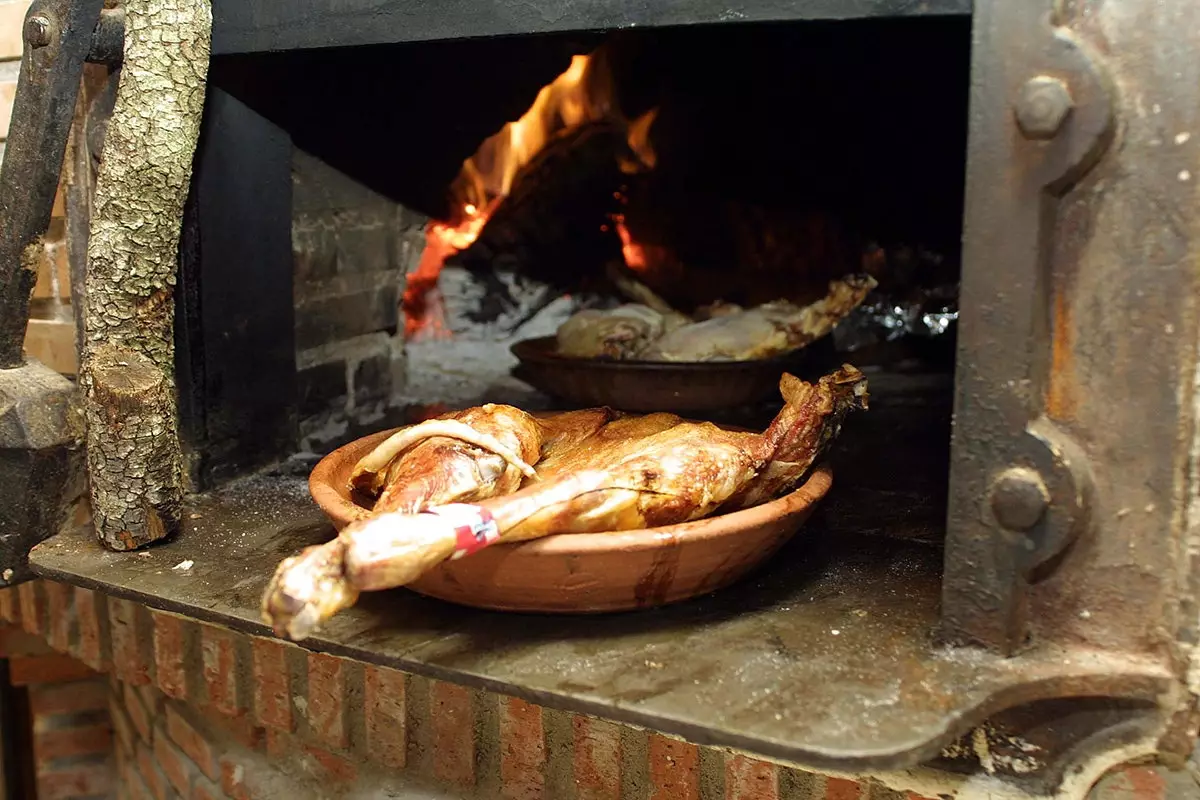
xmin=1 ymin=1 xmax=1198 ymax=797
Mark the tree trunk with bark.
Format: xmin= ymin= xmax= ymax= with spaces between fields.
xmin=80 ymin=0 xmax=211 ymax=551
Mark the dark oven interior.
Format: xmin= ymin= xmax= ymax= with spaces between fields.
xmin=199 ymin=16 xmax=971 ymax=547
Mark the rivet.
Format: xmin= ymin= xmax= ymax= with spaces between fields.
xmin=990 ymin=467 xmax=1049 ymax=531
xmin=24 ymin=15 xmax=53 ymax=48
xmin=1015 ymin=76 xmax=1073 ymax=140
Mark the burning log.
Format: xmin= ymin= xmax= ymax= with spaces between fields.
xmin=80 ymin=0 xmax=211 ymax=550
xmin=448 ymin=122 xmax=628 ymax=289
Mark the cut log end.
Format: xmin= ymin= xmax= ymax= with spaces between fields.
xmin=84 ymin=344 xmax=181 ymax=550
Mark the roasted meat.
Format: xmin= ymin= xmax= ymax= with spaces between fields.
xmin=555 ymin=304 xmax=680 ymax=359
xmin=638 ymin=275 xmax=877 ymax=362
xmin=553 ymin=275 xmax=876 ymax=362
xmin=352 ymin=404 xmax=544 ymax=515
xmin=263 ymin=366 xmax=866 ymax=640
xmin=272 ymin=405 xmax=618 ymax=631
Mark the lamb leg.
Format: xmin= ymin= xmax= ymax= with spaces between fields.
xmin=263 ymin=367 xmax=865 ymax=640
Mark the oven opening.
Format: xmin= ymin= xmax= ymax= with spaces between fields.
xmin=213 ymin=16 xmax=968 ymax=558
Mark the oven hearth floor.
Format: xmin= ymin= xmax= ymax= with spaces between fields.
xmin=28 ymin=469 xmax=1168 ymax=772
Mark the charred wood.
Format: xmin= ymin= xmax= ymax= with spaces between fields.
xmin=449 ymin=122 xmax=627 ymax=291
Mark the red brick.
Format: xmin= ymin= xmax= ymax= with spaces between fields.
xmin=9 ymin=653 xmax=94 ymax=685
xmin=167 ymin=705 xmax=219 ymax=782
xmin=304 ymin=744 xmax=359 ymax=783
xmin=74 ymin=587 xmax=106 ymax=670
xmin=1123 ymin=767 xmax=1167 ymax=799
xmin=0 ymin=625 xmax=53 ymax=658
xmin=648 ymin=735 xmax=700 ymax=800
xmin=573 ymin=715 xmax=621 ymax=800
xmin=35 ymin=763 xmax=114 ymax=800
xmin=363 ymin=664 xmax=406 ymax=768
xmin=201 ymin=705 xmax=263 ymax=750
xmin=110 ymin=598 xmax=150 ymax=685
xmin=124 ymin=683 xmax=153 ymax=742
xmin=500 ymin=696 xmax=545 ymax=800
xmin=725 ymin=754 xmax=778 ymax=800
xmin=1095 ymin=766 xmax=1169 ymax=800
xmin=155 ymin=729 xmax=197 ymax=797
xmin=305 ymin=652 xmax=347 ymax=749
xmin=28 ymin=678 xmax=108 ymax=715
xmin=0 ymin=587 xmax=18 ymax=624
xmin=137 ymin=742 xmax=169 ymax=800
xmin=266 ymin=726 xmax=296 ymax=758
xmin=192 ymin=774 xmax=222 ymax=800
xmin=153 ymin=613 xmax=188 ymax=700
xmin=825 ymin=777 xmax=864 ymax=800
xmin=431 ymin=680 xmax=475 ymax=788
xmin=19 ymin=580 xmax=43 ymax=635
xmin=200 ymin=623 xmax=241 ymax=715
xmin=251 ymin=637 xmax=292 ymax=730
xmin=33 ymin=722 xmax=112 ymax=761
xmin=220 ymin=757 xmax=251 ymax=800
xmin=44 ymin=581 xmax=73 ymax=652
xmin=124 ymin=753 xmax=155 ymax=800
xmin=109 ymin=694 xmax=136 ymax=755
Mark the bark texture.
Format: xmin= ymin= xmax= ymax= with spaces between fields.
xmin=80 ymin=0 xmax=211 ymax=550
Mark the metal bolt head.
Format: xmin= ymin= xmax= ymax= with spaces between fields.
xmin=1015 ymin=76 xmax=1073 ymax=139
xmin=24 ymin=15 xmax=52 ymax=48
xmin=990 ymin=467 xmax=1049 ymax=532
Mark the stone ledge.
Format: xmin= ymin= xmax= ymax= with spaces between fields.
xmin=4 ymin=580 xmax=933 ymax=800
xmin=25 ymin=470 xmax=1176 ymax=787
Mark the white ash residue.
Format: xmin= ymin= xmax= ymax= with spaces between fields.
xmin=940 ymin=723 xmax=1043 ymax=776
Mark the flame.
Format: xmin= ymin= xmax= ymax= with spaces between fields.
xmin=613 ymin=212 xmax=676 ymax=283
xmin=402 ymin=203 xmax=493 ymax=338
xmin=403 ymin=48 xmax=659 ymax=337
xmin=614 ymin=214 xmax=648 ymax=271
xmin=450 ymin=55 xmax=609 ymax=211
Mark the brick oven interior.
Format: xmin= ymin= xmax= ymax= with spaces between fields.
xmin=209 ymin=18 xmax=971 ymax=553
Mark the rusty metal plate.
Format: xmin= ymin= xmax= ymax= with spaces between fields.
xmin=29 ymin=465 xmax=1169 ymax=772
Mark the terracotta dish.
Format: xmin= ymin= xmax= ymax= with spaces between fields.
xmin=309 ymin=427 xmax=833 ymax=613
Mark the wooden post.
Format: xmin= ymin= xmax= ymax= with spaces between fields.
xmin=79 ymin=0 xmax=211 ymax=550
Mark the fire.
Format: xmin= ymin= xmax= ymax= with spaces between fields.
xmin=401 ymin=204 xmax=492 ymax=337
xmin=614 ymin=214 xmax=648 ymax=271
xmin=613 ymin=212 xmax=678 ymax=288
xmin=450 ymin=54 xmax=610 ymax=212
xmin=403 ymin=48 xmax=659 ymax=337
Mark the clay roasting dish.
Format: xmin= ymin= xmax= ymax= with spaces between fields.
xmin=511 ymin=336 xmax=816 ymax=412
xmin=309 ymin=425 xmax=833 ymax=613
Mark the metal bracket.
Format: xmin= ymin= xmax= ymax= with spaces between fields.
xmin=0 ymin=0 xmax=124 ymax=585
xmin=941 ymin=4 xmax=1113 ymax=653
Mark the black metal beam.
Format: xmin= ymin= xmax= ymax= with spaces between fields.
xmin=211 ymin=0 xmax=971 ymax=56
xmin=0 ymin=0 xmax=104 ymax=366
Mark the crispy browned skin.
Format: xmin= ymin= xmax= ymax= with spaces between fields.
xmin=369 ymin=405 xmax=543 ymax=514
xmin=722 ymin=368 xmax=868 ymax=510
xmin=264 ymin=367 xmax=866 ymax=640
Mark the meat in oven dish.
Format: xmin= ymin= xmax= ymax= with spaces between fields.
xmin=262 ymin=364 xmax=867 ymax=640
xmin=554 ymin=274 xmax=876 ymax=362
